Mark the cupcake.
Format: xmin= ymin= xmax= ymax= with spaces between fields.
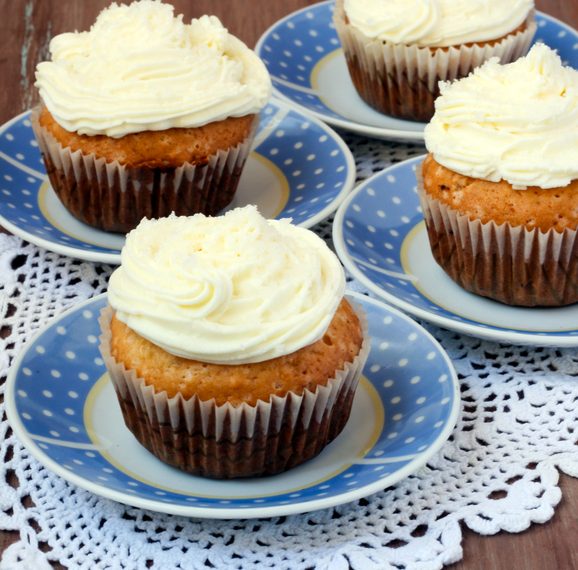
xmin=420 ymin=44 xmax=578 ymax=307
xmin=334 ymin=0 xmax=536 ymax=122
xmin=99 ymin=206 xmax=369 ymax=478
xmin=33 ymin=1 xmax=271 ymax=233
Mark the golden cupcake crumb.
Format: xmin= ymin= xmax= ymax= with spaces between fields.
xmin=110 ymin=299 xmax=363 ymax=406
xmin=422 ymin=154 xmax=578 ymax=232
xmin=38 ymin=106 xmax=256 ymax=168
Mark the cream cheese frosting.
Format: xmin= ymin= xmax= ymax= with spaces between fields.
xmin=107 ymin=206 xmax=346 ymax=365
xmin=424 ymin=44 xmax=578 ymax=189
xmin=342 ymin=0 xmax=533 ymax=47
xmin=35 ymin=0 xmax=271 ymax=137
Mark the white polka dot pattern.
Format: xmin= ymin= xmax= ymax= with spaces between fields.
xmin=333 ymin=155 xmax=578 ymax=345
xmin=256 ymin=3 xmax=575 ymax=142
xmin=0 ymin=100 xmax=354 ymax=264
xmin=1 ymin=8 xmax=577 ymax=569
xmin=8 ymin=292 xmax=458 ymax=515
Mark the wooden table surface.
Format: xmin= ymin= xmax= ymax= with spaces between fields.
xmin=1 ymin=1 xmax=577 ymax=568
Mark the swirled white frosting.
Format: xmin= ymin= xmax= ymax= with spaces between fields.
xmin=107 ymin=206 xmax=346 ymax=365
xmin=424 ymin=44 xmax=578 ymax=189
xmin=343 ymin=0 xmax=533 ymax=47
xmin=35 ymin=0 xmax=271 ymax=137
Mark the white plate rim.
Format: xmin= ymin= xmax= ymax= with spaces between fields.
xmin=5 ymin=291 xmax=460 ymax=519
xmin=333 ymin=155 xmax=578 ymax=348
xmin=255 ymin=3 xmax=577 ymax=142
xmin=0 ymin=99 xmax=356 ymax=265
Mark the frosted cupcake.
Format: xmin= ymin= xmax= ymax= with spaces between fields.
xmin=334 ymin=0 xmax=536 ymax=121
xmin=33 ymin=1 xmax=271 ymax=232
xmin=99 ymin=206 xmax=369 ymax=478
xmin=421 ymin=44 xmax=578 ymax=306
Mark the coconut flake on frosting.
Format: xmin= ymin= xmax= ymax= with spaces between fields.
xmin=35 ymin=0 xmax=271 ymax=137
xmin=424 ymin=44 xmax=578 ymax=189
xmin=343 ymin=0 xmax=533 ymax=47
xmin=107 ymin=206 xmax=346 ymax=365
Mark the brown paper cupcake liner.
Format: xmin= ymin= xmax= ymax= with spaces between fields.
xmin=417 ymin=168 xmax=578 ymax=306
xmin=31 ymin=108 xmax=256 ymax=233
xmin=98 ymin=302 xmax=370 ymax=479
xmin=333 ymin=0 xmax=536 ymax=122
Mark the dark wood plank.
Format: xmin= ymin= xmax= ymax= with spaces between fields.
xmin=450 ymin=473 xmax=578 ymax=570
xmin=535 ymin=0 xmax=578 ymax=26
xmin=0 ymin=1 xmax=576 ymax=569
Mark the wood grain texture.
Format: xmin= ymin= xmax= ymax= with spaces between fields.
xmin=0 ymin=0 xmax=322 ymax=123
xmin=0 ymin=1 xmax=577 ymax=569
xmin=0 ymin=0 xmax=575 ymax=123
xmin=450 ymin=473 xmax=578 ymax=570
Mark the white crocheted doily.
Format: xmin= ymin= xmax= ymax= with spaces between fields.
xmin=1 ymin=136 xmax=578 ymax=570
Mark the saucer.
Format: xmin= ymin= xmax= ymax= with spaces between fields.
xmin=0 ymin=99 xmax=355 ymax=264
xmin=6 ymin=292 xmax=459 ymax=519
xmin=333 ymin=156 xmax=578 ymax=347
xmin=256 ymin=1 xmax=578 ymax=141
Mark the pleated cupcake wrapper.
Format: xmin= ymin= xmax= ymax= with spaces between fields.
xmin=98 ymin=303 xmax=370 ymax=477
xmin=31 ymin=107 xmax=256 ymax=233
xmin=333 ymin=0 xmax=536 ymax=121
xmin=416 ymin=167 xmax=578 ymax=306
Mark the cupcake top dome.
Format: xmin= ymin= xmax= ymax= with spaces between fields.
xmin=343 ymin=0 xmax=533 ymax=47
xmin=425 ymin=44 xmax=578 ymax=189
xmin=107 ymin=206 xmax=346 ymax=365
xmin=35 ymin=0 xmax=271 ymax=137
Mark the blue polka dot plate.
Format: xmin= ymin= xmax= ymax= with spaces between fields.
xmin=334 ymin=156 xmax=578 ymax=347
xmin=0 ymin=99 xmax=354 ymax=265
xmin=6 ymin=292 xmax=459 ymax=519
xmin=256 ymin=1 xmax=578 ymax=141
